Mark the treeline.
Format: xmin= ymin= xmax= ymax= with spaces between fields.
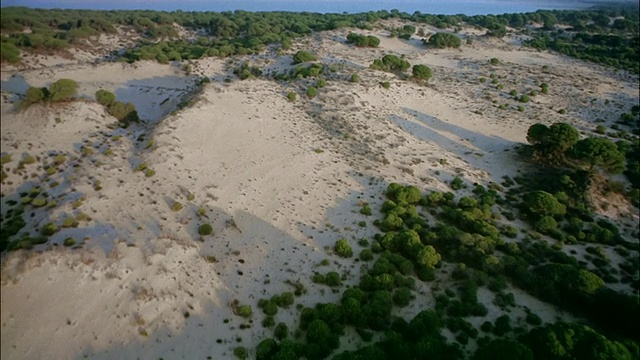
xmin=2 ymin=6 xmax=638 ymax=72
xmin=526 ymin=32 xmax=639 ymax=74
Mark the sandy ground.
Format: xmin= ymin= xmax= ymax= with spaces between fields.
xmin=1 ymin=22 xmax=638 ymax=359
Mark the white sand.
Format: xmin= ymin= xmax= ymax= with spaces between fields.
xmin=2 ymin=22 xmax=638 ymax=359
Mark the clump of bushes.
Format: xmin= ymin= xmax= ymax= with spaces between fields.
xmin=370 ymin=54 xmax=410 ymax=73
xmin=95 ymin=89 xmax=139 ymax=125
xmin=233 ymin=61 xmax=262 ymax=80
xmin=346 ymin=32 xmax=380 ymax=47
xmin=21 ymin=79 xmax=78 ymax=108
xmin=292 ymin=50 xmax=317 ymax=64
xmin=426 ymin=32 xmax=461 ymax=48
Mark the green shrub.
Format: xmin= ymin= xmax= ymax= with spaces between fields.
xmin=490 ymin=58 xmax=500 ymax=65
xmin=380 ymin=81 xmax=391 ymax=89
xmin=346 ymin=33 xmax=380 ymax=47
xmin=334 ymin=238 xmax=353 ymax=258
xmin=350 ymin=73 xmax=360 ymax=82
xmin=31 ymin=198 xmax=47 ymax=207
xmin=0 ymin=42 xmax=20 ymax=63
xmin=274 ymin=322 xmax=289 ymax=340
xmin=595 ymin=125 xmax=607 ymax=134
xmin=274 ymin=292 xmax=295 ymax=308
xmin=306 ymin=87 xmax=317 ymax=98
xmin=22 ymin=86 xmax=47 ymax=107
xmin=536 ymin=216 xmax=558 ymax=233
xmin=312 ymin=273 xmax=326 ymax=284
xmin=325 ymin=271 xmax=341 ymax=287
xmin=95 ymin=89 xmax=116 ymax=107
xmin=48 ymin=79 xmax=78 ymax=102
xmin=171 ymin=202 xmax=183 ymax=211
xmin=370 ymin=54 xmax=410 ymax=72
xmin=236 ymin=305 xmax=252 ymax=318
xmin=427 ymin=32 xmax=462 ymax=48
xmin=41 ymin=222 xmax=58 ymax=236
xmin=233 ymin=346 xmax=248 ymax=360
xmin=412 ymin=64 xmax=432 ymax=81
xmin=450 ymin=176 xmax=464 ymax=190
xmin=360 ymin=249 xmax=374 ymax=261
xmin=63 ymin=237 xmax=76 ymax=247
xmin=293 ymin=50 xmax=317 ymax=64
xmin=198 ymin=223 xmax=213 ymax=236
xmin=0 ymin=153 xmax=12 ymax=165
xmin=540 ymin=83 xmax=549 ymax=94
xmin=287 ymin=92 xmax=296 ymax=102
xmin=108 ymin=101 xmax=139 ymax=124
xmin=519 ymin=94 xmax=530 ymax=103
xmin=262 ymin=301 xmax=278 ymax=316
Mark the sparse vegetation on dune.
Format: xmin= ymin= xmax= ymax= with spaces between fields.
xmin=0 ymin=4 xmax=638 ymax=360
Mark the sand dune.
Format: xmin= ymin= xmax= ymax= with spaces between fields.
xmin=1 ymin=22 xmax=638 ymax=359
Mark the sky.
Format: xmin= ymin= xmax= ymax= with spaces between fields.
xmin=0 ymin=0 xmax=631 ymax=14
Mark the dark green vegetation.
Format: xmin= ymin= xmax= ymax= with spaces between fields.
xmin=95 ymin=89 xmax=140 ymax=125
xmin=250 ymin=123 xmax=639 ymax=359
xmin=1 ymin=6 xmax=637 ymax=73
xmin=346 ymin=33 xmax=380 ymax=48
xmin=21 ymin=78 xmax=78 ymax=108
xmin=426 ymin=32 xmax=462 ymax=48
xmin=370 ymin=54 xmax=410 ymax=73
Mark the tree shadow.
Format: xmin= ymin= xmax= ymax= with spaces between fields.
xmin=388 ymin=107 xmax=523 ymax=180
xmin=114 ymin=75 xmax=197 ymax=124
xmin=65 ymin=206 xmax=331 ymax=360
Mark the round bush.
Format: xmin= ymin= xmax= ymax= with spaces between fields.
xmin=428 ymin=32 xmax=462 ymax=48
xmin=334 ymin=239 xmax=353 ymax=258
xmin=360 ymin=249 xmax=374 ymax=261
xmin=236 ymin=305 xmax=252 ymax=318
xmin=198 ymin=223 xmax=213 ymax=236
xmin=48 ymin=79 xmax=78 ymax=102
xmin=306 ymin=86 xmax=317 ymax=98
xmin=412 ymin=64 xmax=432 ymax=81
xmin=325 ymin=271 xmax=341 ymax=287
xmin=95 ymin=89 xmax=116 ymax=107
xmin=41 ymin=222 xmax=58 ymax=236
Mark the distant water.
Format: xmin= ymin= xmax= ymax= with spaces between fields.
xmin=1 ymin=0 xmax=597 ymax=15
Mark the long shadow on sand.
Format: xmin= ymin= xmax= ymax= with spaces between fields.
xmin=388 ymin=107 xmax=521 ymax=178
xmin=68 ymin=206 xmax=325 ymax=359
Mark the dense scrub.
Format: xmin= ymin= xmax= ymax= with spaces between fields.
xmin=249 ymin=122 xmax=639 ymax=359
xmin=251 ymin=176 xmax=639 ymax=359
xmin=1 ymin=6 xmax=637 ymax=73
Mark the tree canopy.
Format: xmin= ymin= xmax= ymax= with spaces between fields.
xmin=427 ymin=32 xmax=462 ymax=48
xmin=570 ymin=137 xmax=626 ymax=174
